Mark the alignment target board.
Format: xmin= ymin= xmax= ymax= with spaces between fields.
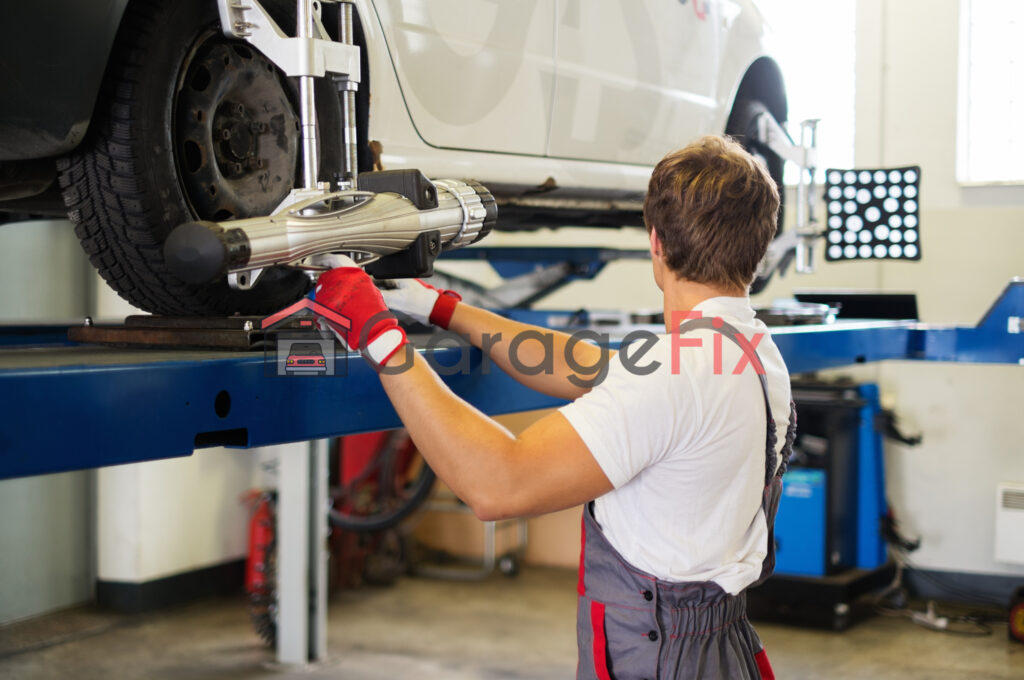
xmin=824 ymin=166 xmax=921 ymax=261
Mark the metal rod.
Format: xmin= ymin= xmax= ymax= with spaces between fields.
xmin=803 ymin=120 xmax=819 ymax=227
xmin=796 ymin=119 xmax=820 ymax=274
xmin=795 ymin=150 xmax=808 ymax=235
xmin=338 ymin=2 xmax=358 ymax=187
xmin=297 ymin=0 xmax=319 ymax=189
xmin=341 ymin=91 xmax=358 ymax=185
xmin=339 ymin=2 xmax=353 ymax=49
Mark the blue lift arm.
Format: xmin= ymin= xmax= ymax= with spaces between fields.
xmin=0 ymin=280 xmax=1020 ymax=481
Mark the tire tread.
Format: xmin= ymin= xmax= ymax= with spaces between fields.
xmin=57 ymin=0 xmax=309 ymax=315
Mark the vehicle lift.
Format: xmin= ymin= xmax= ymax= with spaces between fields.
xmin=2 ymin=267 xmax=1022 ymax=660
xmin=1 ymin=0 xmax=1023 ymax=667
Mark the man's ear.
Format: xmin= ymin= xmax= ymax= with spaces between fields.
xmin=649 ymin=229 xmax=663 ymax=258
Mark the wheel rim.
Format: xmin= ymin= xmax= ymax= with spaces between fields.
xmin=174 ymin=31 xmax=299 ymax=222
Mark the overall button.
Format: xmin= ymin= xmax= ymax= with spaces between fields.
xmin=643 ymin=590 xmax=653 ymax=601
xmin=648 ymin=630 xmax=659 ymax=641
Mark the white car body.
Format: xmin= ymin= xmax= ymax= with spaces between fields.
xmin=0 ymin=0 xmax=787 ymax=315
xmin=355 ymin=0 xmax=783 ymax=203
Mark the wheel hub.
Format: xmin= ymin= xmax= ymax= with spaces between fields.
xmin=175 ymin=36 xmax=298 ymax=221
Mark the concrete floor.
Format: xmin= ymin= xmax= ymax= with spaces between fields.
xmin=1 ymin=567 xmax=1020 ymax=679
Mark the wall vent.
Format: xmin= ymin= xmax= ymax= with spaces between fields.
xmin=1002 ymin=489 xmax=1024 ymax=510
xmin=995 ymin=482 xmax=1024 ymax=565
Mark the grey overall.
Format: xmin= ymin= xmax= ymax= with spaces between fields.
xmin=576 ymin=319 xmax=797 ymax=680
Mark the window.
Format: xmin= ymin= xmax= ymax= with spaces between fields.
xmin=755 ymin=0 xmax=856 ymax=184
xmin=958 ymin=0 xmax=1024 ymax=184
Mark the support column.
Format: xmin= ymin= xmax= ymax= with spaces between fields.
xmin=276 ymin=439 xmax=328 ymax=664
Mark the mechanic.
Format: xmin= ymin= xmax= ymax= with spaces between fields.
xmin=315 ymin=134 xmax=795 ymax=680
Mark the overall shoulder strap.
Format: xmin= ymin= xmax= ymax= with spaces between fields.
xmin=677 ymin=317 xmax=799 ymax=586
xmin=676 ymin=317 xmax=778 ymax=484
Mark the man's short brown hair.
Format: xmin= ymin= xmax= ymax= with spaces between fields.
xmin=642 ymin=135 xmax=780 ymax=291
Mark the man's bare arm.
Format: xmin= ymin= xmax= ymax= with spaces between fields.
xmin=447 ymin=302 xmax=614 ymax=401
xmin=379 ymin=349 xmax=613 ymax=520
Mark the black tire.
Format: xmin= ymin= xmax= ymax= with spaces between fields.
xmin=57 ymin=0 xmax=343 ymax=315
xmin=725 ymin=99 xmax=786 ymax=295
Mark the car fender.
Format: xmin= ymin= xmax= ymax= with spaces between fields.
xmin=0 ymin=0 xmax=130 ymax=161
xmin=351 ymin=0 xmax=446 ymax=168
xmin=713 ymin=0 xmax=787 ymax=132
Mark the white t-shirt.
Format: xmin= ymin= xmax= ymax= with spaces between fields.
xmin=559 ymin=296 xmax=791 ymax=595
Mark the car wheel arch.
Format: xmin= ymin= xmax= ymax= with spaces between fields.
xmin=726 ymin=56 xmax=788 ymax=132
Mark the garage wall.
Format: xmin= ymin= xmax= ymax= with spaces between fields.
xmin=95 ymin=449 xmax=263 ymax=584
xmin=92 ymin=279 xmax=265 ymax=587
xmin=0 ymin=222 xmax=267 ymax=620
xmin=436 ymin=0 xmax=1024 ymax=589
xmin=847 ymin=0 xmax=1024 ymax=585
xmin=0 ymin=219 xmax=94 ymax=624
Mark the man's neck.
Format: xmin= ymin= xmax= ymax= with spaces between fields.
xmin=662 ymin=277 xmax=746 ymax=333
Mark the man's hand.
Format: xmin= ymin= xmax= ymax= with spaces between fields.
xmin=315 ymin=263 xmax=407 ymax=369
xmin=380 ymin=279 xmax=461 ymax=329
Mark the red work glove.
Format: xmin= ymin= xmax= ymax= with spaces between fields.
xmin=315 ymin=264 xmax=408 ymax=369
xmin=379 ymin=278 xmax=462 ymax=329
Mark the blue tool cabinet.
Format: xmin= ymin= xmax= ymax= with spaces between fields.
xmin=774 ymin=381 xmax=888 ymax=578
